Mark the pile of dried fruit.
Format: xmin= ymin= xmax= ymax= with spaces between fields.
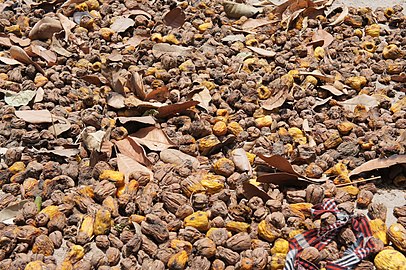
xmin=0 ymin=0 xmax=405 ymax=269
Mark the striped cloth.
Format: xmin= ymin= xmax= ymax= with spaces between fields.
xmin=284 ymin=199 xmax=376 ymax=270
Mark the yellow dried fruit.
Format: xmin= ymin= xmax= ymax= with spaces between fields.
xmin=271 ymin=238 xmax=289 ymax=255
xmin=337 ymin=121 xmax=353 ymax=135
xmin=8 ymin=161 xmax=25 ymax=174
xmin=354 ymin=28 xmax=363 ymax=37
xmin=85 ymin=0 xmax=99 ymax=10
xmin=40 ymin=205 xmax=60 ymax=219
xmin=246 ymin=38 xmax=259 ymax=46
xmin=75 ymin=2 xmax=88 ymax=11
xmin=89 ymin=10 xmax=101 ymax=19
xmin=225 ymin=221 xmax=250 ymax=233
xmin=76 ymin=58 xmax=90 ymax=69
xmin=92 ymin=62 xmax=102 ymax=72
xmin=390 ymin=96 xmax=406 ymax=113
xmin=179 ymin=59 xmax=195 ymax=72
xmin=339 ymin=186 xmax=359 ymax=196
xmin=290 ymin=203 xmax=313 ymax=219
xmin=198 ymin=22 xmax=213 ymax=32
xmin=324 ymin=132 xmax=343 ymax=149
xmin=246 ymin=152 xmax=256 ymax=164
xmin=5 ymin=25 xmax=21 ymax=35
xmin=383 ymin=44 xmax=404 ymax=59
xmin=79 ymin=215 xmax=94 ymax=238
xmin=163 ymin=33 xmax=180 ymax=45
xmin=78 ymin=185 xmax=94 ymax=198
xmin=59 ymin=261 xmax=73 ymax=270
xmin=361 ymin=140 xmax=374 ymax=150
xmin=93 ymin=208 xmax=112 ymax=235
xmin=374 ymin=249 xmax=406 ymax=270
xmin=257 ymin=85 xmax=271 ymax=99
xmin=369 ymin=219 xmax=388 ymax=245
xmin=288 ymin=127 xmax=307 ymax=145
xmin=217 ymin=109 xmax=229 ymax=117
xmin=184 ymin=211 xmax=210 ymax=231
xmin=34 ymin=75 xmax=49 ymax=87
xmin=314 ymin=46 xmax=325 ymax=59
xmin=365 ymin=24 xmax=380 ymax=37
xmin=130 ymin=214 xmax=145 ymax=224
xmin=99 ymin=170 xmax=124 ymax=186
xmin=289 ymin=229 xmax=304 ymax=238
xmin=201 ymin=80 xmax=216 ymax=90
xmin=361 ymin=41 xmax=376 ymax=53
xmin=213 ymin=158 xmax=235 ymax=177
xmin=170 ymin=239 xmax=193 ymax=253
xmin=387 ymin=223 xmax=406 ymax=252
xmin=168 ymin=250 xmax=188 ymax=270
xmin=100 ymin=28 xmax=114 ymax=41
xmin=258 ymin=220 xmax=278 ymax=242
xmin=255 ymin=115 xmax=273 ymax=128
xmin=200 ymin=173 xmax=224 ymax=194
xmin=345 ymin=76 xmax=367 ymax=91
xmin=213 ymin=121 xmax=227 ymax=136
xmin=227 ymin=121 xmax=243 ymax=135
xmin=270 ymin=253 xmax=286 ymax=270
xmin=65 ymin=245 xmax=85 ymax=264
xmin=32 ymin=234 xmax=54 ymax=256
xmin=384 ymin=7 xmax=394 ymax=17
xmin=151 ymin=33 xmax=163 ymax=42
xmin=25 ymin=261 xmax=48 ymax=270
xmin=305 ymin=75 xmax=318 ymax=86
xmin=333 ymin=174 xmax=351 ymax=185
xmin=181 ymin=177 xmax=206 ymax=197
xmin=0 ymin=73 xmax=8 ymax=80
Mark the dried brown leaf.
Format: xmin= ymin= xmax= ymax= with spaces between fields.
xmin=29 ymin=17 xmax=63 ymax=40
xmin=110 ymin=17 xmax=135 ymax=33
xmin=34 ymin=87 xmax=44 ymax=103
xmin=329 ymin=5 xmax=348 ymax=26
xmin=192 ymin=88 xmax=211 ymax=111
xmin=223 ymin=1 xmax=262 ymax=19
xmin=10 ymin=46 xmax=45 ymax=74
xmin=9 ymin=34 xmax=30 ymax=47
xmin=57 ymin=13 xmax=76 ymax=42
xmin=15 ymin=109 xmax=53 ymax=123
xmin=31 ymin=44 xmax=57 ymax=65
xmin=0 ymin=35 xmax=12 ymax=47
xmin=349 ymin=155 xmax=406 ymax=177
xmin=298 ymin=70 xmax=335 ymax=83
xmin=311 ymin=29 xmax=334 ymax=48
xmin=339 ymin=94 xmax=379 ymax=112
xmin=116 ymin=116 xmax=156 ymax=125
xmin=247 ymin=46 xmax=276 ymax=57
xmin=145 ymin=86 xmax=170 ymax=102
xmin=0 ymin=56 xmax=21 ymax=65
xmin=163 ymin=7 xmax=185 ymax=28
xmin=130 ymin=126 xmax=175 ymax=151
xmin=107 ymin=92 xmax=126 ymax=109
xmin=152 ymin=43 xmax=192 ymax=58
xmin=242 ymin=181 xmax=271 ymax=201
xmin=128 ymin=71 xmax=146 ymax=100
xmin=156 ymin=100 xmax=199 ymax=118
xmin=50 ymin=36 xmax=72 ymax=57
xmin=117 ymin=153 xmax=153 ymax=182
xmin=241 ymin=18 xmax=275 ymax=30
xmin=319 ymin=84 xmax=343 ymax=96
xmin=261 ymin=76 xmax=291 ymax=111
xmin=81 ymin=75 xmax=108 ymax=86
xmin=107 ymin=50 xmax=123 ymax=62
xmin=114 ymin=137 xmax=152 ymax=167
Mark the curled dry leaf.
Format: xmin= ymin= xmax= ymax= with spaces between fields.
xmin=329 ymin=5 xmax=349 ymax=26
xmin=114 ymin=137 xmax=152 ymax=167
xmin=31 ymin=44 xmax=57 ymax=65
xmin=156 ymin=100 xmax=199 ymax=118
xmin=0 ymin=35 xmax=12 ymax=47
xmin=247 ymin=46 xmax=276 ymax=57
xmin=128 ymin=71 xmax=146 ymax=100
xmin=130 ymin=126 xmax=175 ymax=151
xmin=298 ymin=70 xmax=335 ymax=83
xmin=221 ymin=34 xmax=246 ymax=42
xmin=311 ymin=29 xmax=334 ymax=48
xmin=145 ymin=86 xmax=170 ymax=102
xmin=192 ymin=88 xmax=211 ymax=111
xmin=0 ymin=56 xmax=21 ymax=65
xmin=223 ymin=1 xmax=262 ymax=19
xmin=57 ymin=13 xmax=76 ymax=42
xmin=339 ymin=94 xmax=379 ymax=112
xmin=107 ymin=92 xmax=126 ymax=109
xmin=117 ymin=153 xmax=153 ymax=182
xmin=241 ymin=18 xmax=275 ymax=30
xmin=81 ymin=129 xmax=107 ymax=152
xmin=81 ymin=75 xmax=108 ymax=86
xmin=50 ymin=36 xmax=72 ymax=57
xmin=163 ymin=7 xmax=185 ymax=28
xmin=349 ymin=155 xmax=406 ymax=177
xmin=48 ymin=121 xmax=71 ymax=136
xmin=261 ymin=75 xmax=293 ymax=111
xmin=10 ymin=45 xmax=45 ymax=74
xmin=160 ymin=149 xmax=200 ymax=170
xmin=319 ymin=84 xmax=343 ymax=96
xmin=116 ymin=116 xmax=156 ymax=125
xmin=9 ymin=34 xmax=30 ymax=47
xmin=29 ymin=17 xmax=63 ymax=40
xmin=242 ymin=181 xmax=271 ymax=201
xmin=0 ymin=200 xmax=28 ymax=224
xmin=110 ymin=17 xmax=135 ymax=33
xmin=152 ymin=43 xmax=192 ymax=58
xmin=34 ymin=87 xmax=44 ymax=103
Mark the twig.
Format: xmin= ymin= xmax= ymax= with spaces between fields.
xmin=336 ymin=176 xmax=381 ymax=187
